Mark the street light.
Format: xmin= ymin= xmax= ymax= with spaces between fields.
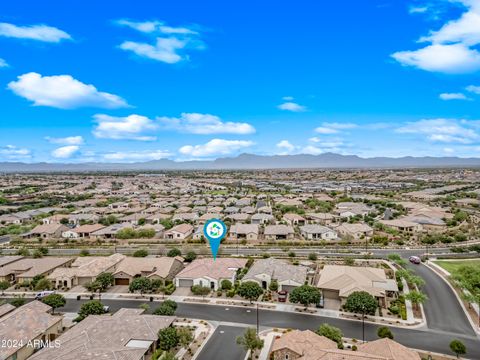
xmin=361 ymin=305 xmax=365 ymax=343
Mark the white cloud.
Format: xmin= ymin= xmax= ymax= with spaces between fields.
xmin=116 ymin=19 xmax=198 ymax=35
xmin=282 ymin=96 xmax=294 ymax=101
xmin=120 ymin=38 xmax=188 ymax=64
xmin=158 ymin=113 xmax=255 ymax=134
xmin=0 ymin=145 xmax=31 ymax=159
xmin=392 ymin=43 xmax=480 ymax=74
xmin=439 ymin=92 xmax=469 ymax=100
xmin=302 ymin=145 xmax=325 ymax=155
xmin=7 ymin=72 xmax=129 ymax=109
xmin=0 ymin=58 xmax=8 ymax=68
xmin=443 ymin=147 xmax=455 ymax=154
xmin=309 ymin=137 xmax=321 ymax=143
xmin=0 ymin=22 xmax=71 ymax=42
xmin=409 ymin=6 xmax=429 ymax=14
xmin=276 ymin=140 xmax=296 ymax=154
xmin=315 ymin=127 xmax=339 ymax=134
xmin=466 ymin=84 xmax=480 ymax=94
xmin=314 ymin=122 xmax=357 ymax=134
xmin=46 ymin=136 xmax=84 ymax=145
xmin=117 ymin=19 xmax=203 ymax=64
xmin=419 ymin=3 xmax=480 ymax=46
xmin=396 ymin=118 xmax=479 ymax=143
xmin=393 ymin=1 xmax=480 ymax=73
xmin=103 ymin=150 xmax=172 ymax=162
xmin=93 ymin=114 xmax=158 ymax=141
xmin=179 ymin=139 xmax=254 ymax=157
xmin=51 ymin=145 xmax=79 ymax=159
xmin=322 ymin=122 xmax=357 ymax=130
xmin=277 ymin=101 xmax=306 ymax=112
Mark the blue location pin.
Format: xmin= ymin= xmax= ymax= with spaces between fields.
xmin=203 ymin=218 xmax=227 ymax=260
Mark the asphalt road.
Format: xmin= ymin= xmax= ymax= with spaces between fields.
xmin=196 ymin=326 xmax=246 ymax=360
xmin=406 ymin=262 xmax=475 ymax=336
xmin=47 ymin=298 xmax=480 ymax=359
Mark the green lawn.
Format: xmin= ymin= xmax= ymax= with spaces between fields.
xmin=433 ymin=259 xmax=480 ymax=274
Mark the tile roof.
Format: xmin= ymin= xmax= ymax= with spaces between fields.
xmin=243 ymin=258 xmax=307 ymax=285
xmin=0 ymin=301 xmax=61 ymax=359
xmin=30 ymin=309 xmax=175 ymax=360
xmin=176 ymin=258 xmax=247 ymax=280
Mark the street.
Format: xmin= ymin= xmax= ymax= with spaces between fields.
xmin=45 ymin=297 xmax=480 ymax=359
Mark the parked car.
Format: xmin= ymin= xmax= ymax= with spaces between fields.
xmin=278 ymin=290 xmax=288 ymax=303
xmin=35 ymin=290 xmax=55 ymax=300
xmin=409 ymin=256 xmax=421 ymax=264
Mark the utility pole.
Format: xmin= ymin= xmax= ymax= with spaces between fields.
xmin=256 ymin=302 xmax=259 ymax=335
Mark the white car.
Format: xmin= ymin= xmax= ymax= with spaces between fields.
xmin=34 ymin=290 xmax=55 ymax=300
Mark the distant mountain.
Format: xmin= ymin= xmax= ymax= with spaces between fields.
xmin=2 ymin=153 xmax=480 ymax=172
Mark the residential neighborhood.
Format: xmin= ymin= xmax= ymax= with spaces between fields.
xmin=0 ymin=169 xmax=479 ymax=359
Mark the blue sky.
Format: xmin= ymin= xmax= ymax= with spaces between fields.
xmin=1 ymin=0 xmax=480 ymax=162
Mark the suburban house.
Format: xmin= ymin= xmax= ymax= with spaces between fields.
xmin=62 ymin=223 xmax=106 ymax=239
xmin=23 ymin=223 xmax=69 ymax=239
xmin=379 ymin=219 xmax=423 ymax=234
xmin=251 ymin=213 xmax=274 ymax=225
xmin=0 ymin=301 xmax=63 ymax=360
xmin=242 ymin=258 xmax=307 ymax=292
xmin=48 ymin=253 xmax=125 ymax=288
xmin=0 ymin=256 xmax=23 ymax=269
xmin=112 ymin=256 xmax=184 ymax=285
xmin=316 ymin=265 xmax=398 ymax=310
xmin=300 ymin=224 xmax=337 ymax=241
xmin=334 ymin=202 xmax=373 ymax=217
xmin=229 ymin=223 xmax=260 ymax=241
xmin=305 ymin=212 xmax=334 ymax=225
xmin=175 ymin=258 xmax=247 ymax=290
xmin=264 ymin=225 xmax=295 ymax=241
xmin=0 ymin=257 xmax=73 ymax=284
xmin=269 ymin=329 xmax=421 ymax=360
xmin=282 ymin=213 xmax=306 ymax=226
xmin=335 ymin=223 xmax=373 ymax=241
xmin=90 ymin=223 xmax=130 ymax=240
xmin=164 ymin=223 xmax=194 ymax=240
xmin=30 ymin=308 xmax=175 ymax=360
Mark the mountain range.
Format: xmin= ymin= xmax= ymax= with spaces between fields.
xmin=1 ymin=153 xmax=480 ymax=172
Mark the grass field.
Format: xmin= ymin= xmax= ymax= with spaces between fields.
xmin=433 ymin=259 xmax=480 ymax=274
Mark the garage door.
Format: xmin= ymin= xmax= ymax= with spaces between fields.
xmin=281 ymin=285 xmax=297 ymax=293
xmin=115 ymin=278 xmax=130 ymax=285
xmin=178 ymin=279 xmax=194 ymax=287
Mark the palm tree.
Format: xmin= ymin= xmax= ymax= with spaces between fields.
xmin=405 ymin=290 xmax=427 ymax=311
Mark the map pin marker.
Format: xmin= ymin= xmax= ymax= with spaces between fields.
xmin=203 ymin=218 xmax=227 ymax=260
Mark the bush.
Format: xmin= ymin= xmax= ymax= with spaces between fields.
xmin=221 ymin=279 xmax=232 ymax=291
xmin=158 ymin=327 xmax=179 ymax=351
xmin=76 ymin=300 xmax=105 ymax=322
xmin=191 ymin=285 xmax=211 ymax=297
xmin=316 ymin=323 xmax=343 ymax=349
xmin=167 ymin=248 xmax=182 ymax=257
xmin=377 ymin=326 xmax=394 ymax=339
xmin=133 ymin=249 xmax=148 ymax=257
xmin=184 ymin=251 xmax=197 ymax=262
xmin=308 ymin=253 xmax=318 ymax=261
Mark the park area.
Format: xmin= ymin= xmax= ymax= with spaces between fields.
xmin=433 ymin=259 xmax=480 ymax=274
